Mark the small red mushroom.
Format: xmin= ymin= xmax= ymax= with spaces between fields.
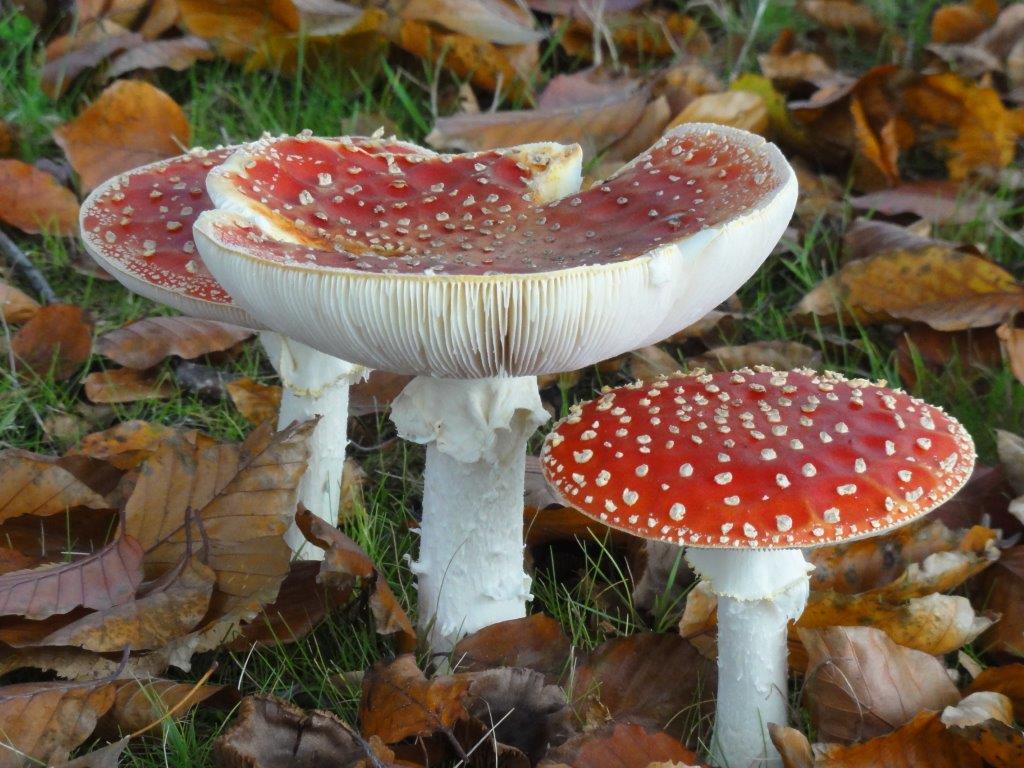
xmin=541 ymin=367 xmax=975 ymax=768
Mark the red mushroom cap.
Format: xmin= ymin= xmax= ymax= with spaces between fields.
xmin=540 ymin=367 xmax=975 ymax=549
xmin=200 ymin=124 xmax=787 ymax=275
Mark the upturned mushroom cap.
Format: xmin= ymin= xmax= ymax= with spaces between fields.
xmin=540 ymin=367 xmax=975 ymax=549
xmin=194 ymin=124 xmax=798 ymax=378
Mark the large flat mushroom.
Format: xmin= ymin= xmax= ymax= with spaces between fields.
xmin=541 ymin=367 xmax=976 ymax=767
xmin=193 ymin=124 xmax=798 ymax=650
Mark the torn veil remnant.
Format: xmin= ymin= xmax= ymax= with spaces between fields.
xmin=194 ymin=124 xmax=798 ymax=650
xmin=541 ymin=367 xmax=976 ymax=768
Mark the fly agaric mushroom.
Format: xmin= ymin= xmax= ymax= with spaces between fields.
xmin=540 ymin=367 xmax=976 ymax=768
xmin=192 ymin=124 xmax=797 ymax=650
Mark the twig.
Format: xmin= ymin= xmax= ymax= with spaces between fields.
xmin=730 ymin=0 xmax=771 ymax=82
xmin=0 ymin=229 xmax=57 ymax=304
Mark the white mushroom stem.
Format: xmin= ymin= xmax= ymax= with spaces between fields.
xmin=259 ymin=332 xmax=367 ymax=560
xmin=684 ymin=547 xmax=814 ymax=768
xmin=391 ymin=375 xmax=548 ymax=651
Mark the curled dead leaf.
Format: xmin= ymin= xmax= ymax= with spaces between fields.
xmin=942 ymin=691 xmax=1024 ymax=768
xmin=97 ymin=316 xmax=253 ymax=370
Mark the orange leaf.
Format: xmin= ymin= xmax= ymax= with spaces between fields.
xmin=226 ymin=378 xmax=282 ymax=424
xmin=0 ymin=160 xmax=80 ymax=236
xmin=53 ymin=79 xmax=190 ymax=191
xmin=0 ymin=280 xmax=40 ymax=323
xmin=10 ymin=304 xmax=93 ymax=381
xmin=68 ymin=420 xmax=174 ymax=470
xmin=83 ymin=367 xmax=176 ymax=403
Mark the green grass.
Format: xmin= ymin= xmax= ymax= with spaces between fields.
xmin=1 ymin=3 xmax=1023 ymax=766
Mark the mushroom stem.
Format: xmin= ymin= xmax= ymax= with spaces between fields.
xmin=259 ymin=332 xmax=367 ymax=560
xmin=684 ymin=547 xmax=813 ymax=768
xmin=391 ymin=375 xmax=549 ymax=651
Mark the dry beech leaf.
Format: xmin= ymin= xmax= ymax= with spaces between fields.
xmin=976 ymin=545 xmax=1024 ymax=657
xmin=42 ymin=20 xmax=143 ymax=98
xmin=931 ymin=1 xmax=998 ymax=44
xmin=0 ymin=680 xmax=116 ymax=768
xmin=215 ymin=694 xmax=394 ymax=768
xmin=53 ymin=79 xmax=190 ymax=191
xmin=0 ymin=281 xmax=39 ymax=323
xmin=0 ymin=449 xmax=109 ymax=521
xmin=83 ymin=368 xmax=176 ymax=404
xmin=296 ymin=508 xmax=415 ymax=649
xmin=997 ymin=320 xmax=1024 ymax=385
xmin=69 ymin=420 xmax=175 ymax=470
xmin=106 ymin=35 xmax=214 ymax=79
xmin=11 ymin=304 xmax=93 ymax=381
xmin=0 ymin=160 xmax=80 ymax=236
xmin=628 ymin=345 xmax=680 ymax=381
xmin=451 ymin=614 xmax=571 ymax=682
xmin=669 ymin=90 xmax=769 ymax=134
xmin=28 ymin=552 xmax=215 ymax=652
xmin=64 ymin=737 xmax=129 ymax=768
xmin=758 ymin=50 xmax=834 ymax=86
xmin=794 ymin=246 xmax=1024 ymax=330
xmin=800 ymin=0 xmax=883 ymax=35
xmin=0 ymin=533 xmax=144 ymax=620
xmin=359 ymin=654 xmax=471 ymax=743
xmin=539 ymin=722 xmax=700 ymax=768
xmin=692 ymin=341 xmax=822 ymax=372
xmin=942 ymin=691 xmax=1024 ymax=768
xmin=573 ymin=633 xmax=715 ymax=737
xmin=850 ymin=181 xmax=1009 ymax=225
xmin=400 ymin=0 xmax=542 ymax=44
xmin=77 ymin=0 xmax=180 ymax=39
xmin=426 ymin=85 xmax=647 ymax=157
xmin=176 ymin=0 xmax=293 ymax=62
xmin=559 ymin=9 xmax=709 ymax=62
xmin=800 ymin=626 xmax=960 ymax=743
xmin=348 ymin=370 xmax=412 ymax=416
xmin=965 ymin=664 xmax=1024 ymax=721
xmin=226 ymin=378 xmax=281 ymax=424
xmin=110 ymin=678 xmax=225 ymax=734
xmin=97 ymin=316 xmax=253 ymax=370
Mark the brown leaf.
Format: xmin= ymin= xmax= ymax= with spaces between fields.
xmin=628 ymin=345 xmax=680 ymax=381
xmin=942 ymin=691 xmax=1024 ymax=768
xmin=559 ymin=10 xmax=709 ymax=62
xmin=296 ymin=508 xmax=415 ymax=649
xmin=0 ymin=449 xmax=109 ymax=522
xmin=931 ymin=1 xmax=998 ymax=44
xmin=850 ymin=181 xmax=1009 ymax=224
xmin=28 ymin=552 xmax=215 ymax=651
xmin=768 ymin=724 xmax=814 ymax=768
xmin=106 ymin=36 xmax=214 ymax=79
xmin=692 ymin=341 xmax=822 ymax=372
xmin=758 ymin=50 xmax=834 ymax=86
xmin=452 ymin=614 xmax=571 ymax=682
xmin=801 ymin=0 xmax=883 ymax=35
xmin=348 ymin=370 xmax=412 ymax=416
xmin=976 ymin=545 xmax=1024 ymax=657
xmin=997 ymin=319 xmax=1024 ymax=385
xmin=64 ymin=737 xmax=129 ymax=768
xmin=176 ymin=0 xmax=295 ymax=63
xmin=669 ymin=91 xmax=769 ymax=134
xmin=110 ymin=678 xmax=225 ymax=733
xmin=360 ymin=654 xmax=471 ymax=743
xmin=10 ymin=304 xmax=93 ymax=381
xmin=800 ymin=626 xmax=960 ymax=743
xmin=399 ymin=0 xmax=542 ymax=44
xmin=793 ymin=246 xmax=1024 ymax=330
xmin=77 ymin=0 xmax=180 ymax=38
xmin=83 ymin=368 xmax=176 ymax=403
xmin=97 ymin=316 xmax=253 ymax=370
xmin=426 ymin=85 xmax=647 ymax=158
xmin=0 ymin=160 xmax=80 ymax=236
xmin=0 ymin=281 xmax=39 ymax=324
xmin=226 ymin=378 xmax=281 ymax=424
xmin=69 ymin=421 xmax=175 ymax=470
xmin=42 ymin=20 xmax=143 ymax=98
xmin=573 ymin=633 xmax=715 ymax=738
xmin=53 ymin=79 xmax=190 ymax=191
xmin=0 ymin=680 xmax=116 ymax=768
xmin=966 ymin=664 xmax=1024 ymax=720
xmin=540 ymin=722 xmax=700 ymax=768
xmin=215 ymin=695 xmax=394 ymax=768
xmin=0 ymin=533 xmax=144 ymax=620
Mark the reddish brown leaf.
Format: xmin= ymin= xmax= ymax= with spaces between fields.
xmin=977 ymin=545 xmax=1024 ymax=657
xmin=83 ymin=368 xmax=176 ymax=404
xmin=110 ymin=678 xmax=226 ymax=733
xmin=0 ymin=680 xmax=117 ymax=768
xmin=965 ymin=664 xmax=1024 ymax=721
xmin=97 ymin=316 xmax=253 ymax=370
xmin=452 ymin=614 xmax=571 ymax=682
xmin=53 ymin=79 xmax=190 ymax=191
xmin=226 ymin=378 xmax=281 ymax=424
xmin=0 ymin=449 xmax=109 ymax=522
xmin=69 ymin=421 xmax=175 ymax=470
xmin=10 ymin=304 xmax=93 ymax=381
xmin=540 ymin=722 xmax=700 ymax=768
xmin=348 ymin=370 xmax=413 ymax=416
xmin=0 ymin=160 xmax=80 ymax=236
xmin=942 ymin=691 xmax=1024 ymax=768
xmin=997 ymin=319 xmax=1024 ymax=385
xmin=0 ymin=533 xmax=143 ymax=620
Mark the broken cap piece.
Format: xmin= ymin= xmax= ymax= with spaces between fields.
xmin=194 ymin=123 xmax=797 ymax=378
xmin=541 ymin=367 xmax=975 ymax=549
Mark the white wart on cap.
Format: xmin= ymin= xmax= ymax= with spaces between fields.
xmin=541 ymin=367 xmax=976 ymax=549
xmin=194 ymin=124 xmax=798 ymax=378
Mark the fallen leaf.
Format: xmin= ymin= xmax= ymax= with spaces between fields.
xmin=360 ymin=654 xmax=471 ymax=743
xmin=800 ymin=0 xmax=883 ymax=35
xmin=215 ymin=695 xmax=393 ymax=768
xmin=106 ymin=35 xmax=214 ymax=79
xmin=451 ymin=614 xmax=571 ymax=682
xmin=800 ymin=626 xmax=960 ymax=743
xmin=0 ymin=281 xmax=39 ymax=323
xmin=931 ymin=1 xmax=998 ymax=44
xmin=628 ymin=345 xmax=680 ymax=381
xmin=540 ymin=722 xmax=700 ymax=768
xmin=174 ymin=0 xmax=294 ymax=63
xmin=997 ymin=319 xmax=1024 ymax=385
xmin=758 ymin=50 xmax=834 ymax=86
xmin=109 ymin=677 xmax=225 ymax=733
xmin=348 ymin=370 xmax=412 ymax=415
xmin=669 ymin=90 xmax=769 ymax=134
xmin=692 ymin=341 xmax=822 ymax=372
xmin=69 ymin=421 xmax=175 ymax=470
xmin=42 ymin=20 xmax=143 ymax=98
xmin=399 ymin=0 xmax=542 ymax=44
xmin=53 ymin=79 xmax=190 ymax=191
xmin=850 ymin=181 xmax=1009 ymax=224
xmin=793 ymin=246 xmax=1024 ymax=330
xmin=0 ymin=680 xmax=116 ymax=767
xmin=0 ymin=449 xmax=109 ymax=521
xmin=942 ymin=691 xmax=1024 ymax=768
xmin=226 ymin=378 xmax=281 ymax=424
xmin=0 ymin=533 xmax=144 ymax=620
xmin=77 ymin=0 xmax=180 ymax=38
xmin=10 ymin=304 xmax=93 ymax=381
xmin=976 ymin=545 xmax=1024 ymax=657
xmin=0 ymin=160 xmax=80 ymax=236
xmin=83 ymin=368 xmax=176 ymax=403
xmin=965 ymin=664 xmax=1024 ymax=720
xmin=559 ymin=9 xmax=709 ymax=62
xmin=96 ymin=316 xmax=253 ymax=370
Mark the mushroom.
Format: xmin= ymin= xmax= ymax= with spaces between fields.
xmin=540 ymin=367 xmax=976 ymax=768
xmin=192 ymin=124 xmax=798 ymax=650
